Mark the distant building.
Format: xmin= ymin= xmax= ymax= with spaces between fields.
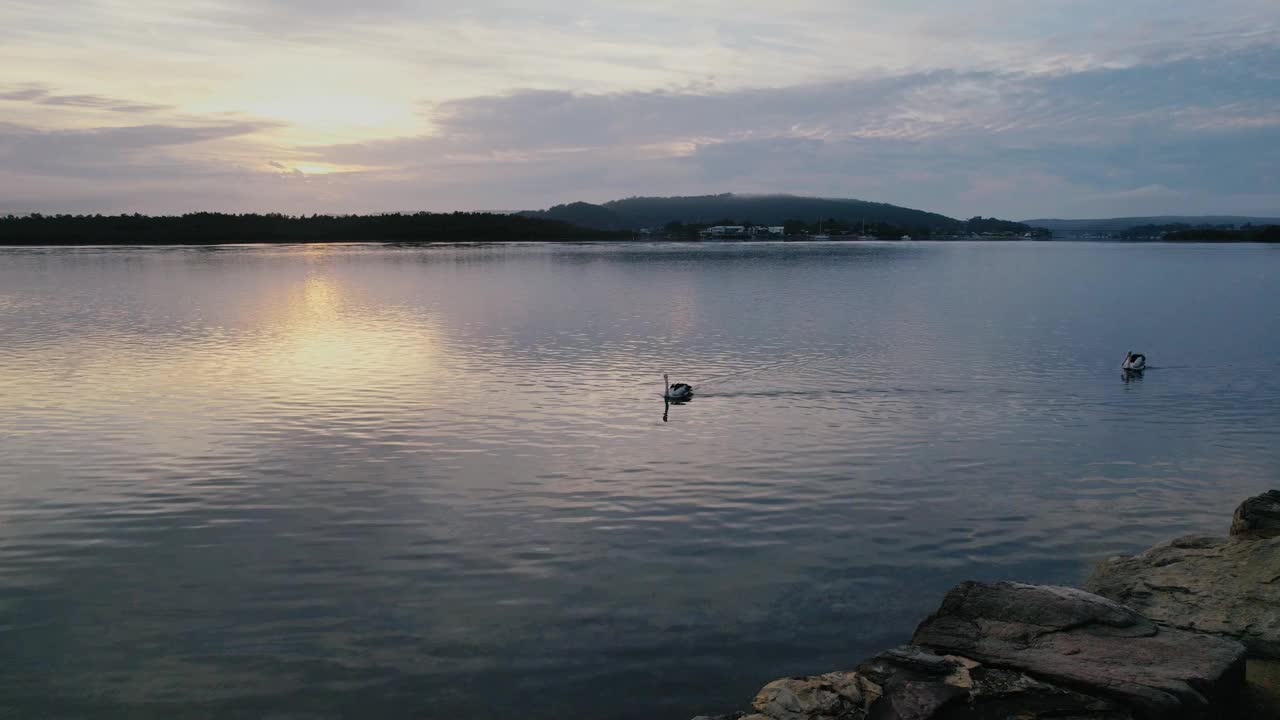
xmin=699 ymin=225 xmax=748 ymax=239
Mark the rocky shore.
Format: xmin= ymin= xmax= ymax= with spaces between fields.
xmin=693 ymin=491 xmax=1280 ymax=720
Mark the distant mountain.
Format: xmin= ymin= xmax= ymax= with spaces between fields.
xmin=521 ymin=193 xmax=962 ymax=231
xmin=1022 ymin=216 xmax=1280 ymax=235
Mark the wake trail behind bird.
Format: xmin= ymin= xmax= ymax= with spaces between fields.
xmin=694 ymin=352 xmax=846 ymax=390
xmin=640 ymin=353 xmax=841 ymax=395
xmin=700 ymin=386 xmax=967 ymax=399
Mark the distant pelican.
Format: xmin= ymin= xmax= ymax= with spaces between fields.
xmin=664 ymin=373 xmax=693 ymax=401
xmin=1122 ymin=351 xmax=1147 ymax=371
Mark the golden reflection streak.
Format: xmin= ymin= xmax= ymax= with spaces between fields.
xmin=246 ymin=274 xmax=442 ymax=392
xmin=6 ymin=273 xmax=444 ymax=464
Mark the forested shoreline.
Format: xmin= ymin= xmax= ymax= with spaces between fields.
xmin=2 ymin=212 xmax=1275 ymax=245
xmin=0 ymin=212 xmax=630 ymax=245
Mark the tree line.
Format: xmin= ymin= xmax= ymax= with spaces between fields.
xmin=1162 ymin=225 xmax=1280 ymax=242
xmin=0 ymin=212 xmax=630 ymax=245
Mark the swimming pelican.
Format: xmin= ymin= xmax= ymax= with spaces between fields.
xmin=1122 ymin=351 xmax=1147 ymax=371
xmin=664 ymin=373 xmax=693 ymax=401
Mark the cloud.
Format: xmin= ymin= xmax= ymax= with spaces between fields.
xmin=0 ymin=86 xmax=47 ymax=102
xmin=0 ymin=121 xmax=281 ymax=180
xmin=1 ymin=2 xmax=1277 ymax=217
xmin=280 ymin=46 xmax=1280 ymax=218
xmin=0 ymin=84 xmax=173 ymax=114
xmin=42 ymin=95 xmax=172 ymax=114
xmin=314 ymin=44 xmax=1280 ymax=158
xmin=126 ymin=0 xmax=1280 ymax=86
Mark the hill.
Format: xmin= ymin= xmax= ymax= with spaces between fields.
xmin=521 ymin=193 xmax=962 ymax=232
xmin=523 ymin=202 xmax=628 ymax=230
xmin=1022 ymin=216 xmax=1280 ymax=236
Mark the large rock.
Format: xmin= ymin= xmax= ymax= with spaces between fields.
xmin=724 ymin=582 xmax=1246 ymax=719
xmin=742 ymin=670 xmax=873 ymax=720
xmin=1086 ymin=492 xmax=1280 ymax=658
xmin=1232 ymin=489 xmax=1280 ymax=538
xmin=856 ymin=645 xmax=1134 ymax=720
xmin=704 ymin=495 xmax=1279 ymax=720
xmin=732 ymin=644 xmax=1135 ymax=720
xmin=911 ymin=582 xmax=1247 ymax=717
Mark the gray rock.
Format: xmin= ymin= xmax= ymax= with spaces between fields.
xmin=856 ymin=645 xmax=1132 ymax=720
xmin=744 ymin=670 xmax=874 ymax=720
xmin=1232 ymin=489 xmax=1280 ymax=538
xmin=1085 ymin=493 xmax=1280 ymax=659
xmin=720 ymin=495 xmax=1279 ymax=720
xmin=912 ymin=581 xmax=1247 ymax=717
xmin=737 ymin=644 xmax=1135 ymax=720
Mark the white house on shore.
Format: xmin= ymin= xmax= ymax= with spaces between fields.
xmin=698 ymin=225 xmax=786 ymax=239
xmin=698 ymin=225 xmax=748 ymax=239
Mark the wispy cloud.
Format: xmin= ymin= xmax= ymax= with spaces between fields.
xmin=0 ymin=120 xmax=282 ymax=181
xmin=0 ymin=83 xmax=173 ymax=113
xmin=285 ymin=47 xmax=1279 ymax=217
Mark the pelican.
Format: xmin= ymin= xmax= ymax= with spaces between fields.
xmin=1122 ymin=351 xmax=1147 ymax=371
xmin=664 ymin=373 xmax=693 ymax=401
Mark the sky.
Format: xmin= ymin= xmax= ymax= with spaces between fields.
xmin=1 ymin=0 xmax=1278 ymax=220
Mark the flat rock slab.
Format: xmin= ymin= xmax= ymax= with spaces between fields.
xmin=725 ymin=582 xmax=1246 ymax=720
xmin=707 ymin=494 xmax=1280 ymax=720
xmin=912 ymin=582 xmax=1246 ymax=717
xmin=735 ymin=645 xmax=1135 ymax=720
xmin=857 ymin=645 xmax=1135 ymax=720
xmin=1085 ymin=533 xmax=1280 ymax=659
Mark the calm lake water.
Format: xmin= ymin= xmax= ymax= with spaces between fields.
xmin=2 ymin=241 xmax=1279 ymax=719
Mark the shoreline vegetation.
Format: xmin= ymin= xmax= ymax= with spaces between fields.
xmin=0 ymin=212 xmax=631 ymax=245
xmin=1 ymin=210 xmax=1275 ymax=246
xmin=0 ymin=211 xmax=1038 ymax=246
xmin=1162 ymin=225 xmax=1280 ymax=242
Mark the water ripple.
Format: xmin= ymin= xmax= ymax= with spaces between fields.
xmin=1 ymin=242 xmax=1278 ymax=719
